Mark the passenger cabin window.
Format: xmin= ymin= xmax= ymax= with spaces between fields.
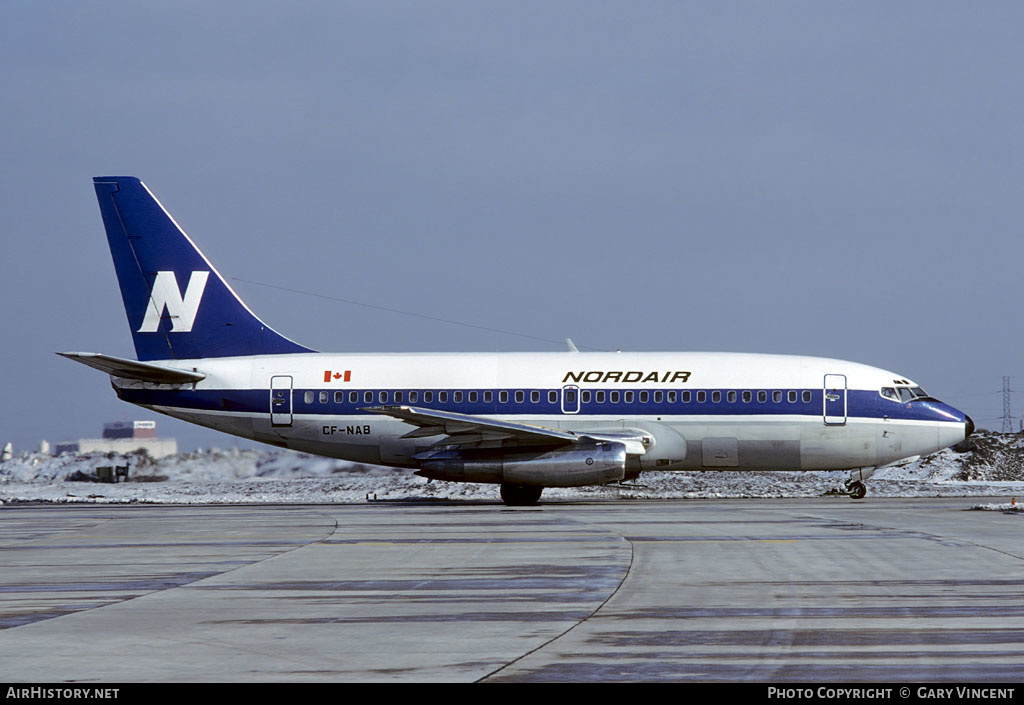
xmin=469 ymin=391 xmax=478 ymax=403
xmin=484 ymin=391 xmax=493 ymax=403
xmin=349 ymin=391 xmax=358 ymax=404
xmin=696 ymin=391 xmax=706 ymax=403
xmin=304 ymin=391 xmax=314 ymax=404
xmin=454 ymin=391 xmax=463 ymax=403
xmin=773 ymin=391 xmax=782 ymax=403
xmin=639 ymin=391 xmax=649 ymax=403
xmin=515 ymin=391 xmax=524 ymax=403
xmin=596 ymin=390 xmax=606 ymax=403
xmin=499 ymin=391 xmax=508 ymax=403
xmin=682 ymin=391 xmax=691 ymax=403
xmin=610 ymin=391 xmax=620 ymax=403
xmin=667 ymin=391 xmax=676 ymax=403
xmin=424 ymin=391 xmax=433 ymax=403
xmin=802 ymin=391 xmax=812 ymax=403
xmin=319 ymin=391 xmax=328 ymax=404
xmin=409 ymin=391 xmax=418 ymax=403
xmin=395 ymin=391 xmax=403 ymax=403
xmin=582 ymin=390 xmax=591 ymax=403
xmin=364 ymin=391 xmax=373 ymax=403
xmin=727 ymin=391 xmax=737 ymax=403
xmin=624 ymin=391 xmax=634 ymax=404
xmin=742 ymin=391 xmax=752 ymax=403
xmin=439 ymin=391 xmax=449 ymax=403
xmin=788 ymin=391 xmax=797 ymax=403
xmin=335 ymin=391 xmax=343 ymax=403
xmin=757 ymin=391 xmax=766 ymax=403
xmin=379 ymin=391 xmax=388 ymax=403
xmin=712 ymin=391 xmax=721 ymax=403
xmin=530 ymin=391 xmax=539 ymax=403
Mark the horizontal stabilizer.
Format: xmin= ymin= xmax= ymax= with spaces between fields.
xmin=57 ymin=352 xmax=206 ymax=384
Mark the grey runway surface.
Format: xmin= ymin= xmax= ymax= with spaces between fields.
xmin=0 ymin=498 xmax=1021 ymax=682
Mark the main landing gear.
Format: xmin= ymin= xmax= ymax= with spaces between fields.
xmin=500 ymin=483 xmax=543 ymax=506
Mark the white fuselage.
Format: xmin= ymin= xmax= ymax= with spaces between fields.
xmin=111 ymin=351 xmax=970 ymax=477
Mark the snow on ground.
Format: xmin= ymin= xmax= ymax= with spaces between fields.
xmin=2 ymin=430 xmax=1023 ymax=505
xmin=970 ymin=502 xmax=1024 ymax=512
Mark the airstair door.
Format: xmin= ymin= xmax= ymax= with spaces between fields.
xmin=271 ymin=375 xmax=294 ymax=427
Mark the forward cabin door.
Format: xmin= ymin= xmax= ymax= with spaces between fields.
xmin=823 ymin=374 xmax=847 ymax=426
xmin=270 ymin=375 xmax=294 ymax=427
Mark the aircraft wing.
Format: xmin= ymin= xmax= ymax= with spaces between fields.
xmin=57 ymin=352 xmax=206 ymax=384
xmin=362 ymin=405 xmax=648 ymax=454
xmin=362 ymin=405 xmax=577 ymax=444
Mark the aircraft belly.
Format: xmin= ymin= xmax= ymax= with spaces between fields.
xmin=679 ymin=438 xmax=802 ymax=469
xmin=661 ymin=421 xmax=802 ymax=470
xmin=655 ymin=419 xmax=877 ymax=471
xmin=877 ymin=420 xmax=953 ymax=466
xmin=800 ymin=422 xmax=878 ymax=470
xmin=289 ymin=415 xmax=416 ymax=464
xmin=151 ymin=406 xmax=256 ymax=440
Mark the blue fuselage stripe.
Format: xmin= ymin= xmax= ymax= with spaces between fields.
xmin=114 ymin=387 xmax=965 ymax=424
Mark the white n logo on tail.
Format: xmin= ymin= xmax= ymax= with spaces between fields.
xmin=138 ymin=271 xmax=210 ymax=333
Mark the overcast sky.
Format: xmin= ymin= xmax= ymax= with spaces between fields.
xmin=2 ymin=2 xmax=1023 ymax=452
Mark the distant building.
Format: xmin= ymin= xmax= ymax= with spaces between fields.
xmin=103 ymin=420 xmax=156 ymax=440
xmin=55 ymin=420 xmax=177 ymax=458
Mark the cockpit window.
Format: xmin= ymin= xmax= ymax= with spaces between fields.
xmin=882 ymin=385 xmax=931 ymax=403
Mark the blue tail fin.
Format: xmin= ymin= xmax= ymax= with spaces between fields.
xmin=93 ymin=176 xmax=314 ymax=361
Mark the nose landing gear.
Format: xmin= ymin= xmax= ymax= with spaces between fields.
xmin=844 ymin=467 xmax=876 ymax=500
xmin=845 ymin=480 xmax=867 ymax=500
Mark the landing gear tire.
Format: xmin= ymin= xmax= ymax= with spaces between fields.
xmin=847 ymin=481 xmax=867 ymax=500
xmin=500 ymin=483 xmax=543 ymax=506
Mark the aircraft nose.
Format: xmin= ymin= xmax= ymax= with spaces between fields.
xmin=965 ymin=415 xmax=975 ymax=438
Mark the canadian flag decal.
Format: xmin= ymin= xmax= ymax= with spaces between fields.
xmin=324 ymin=370 xmax=352 ymax=383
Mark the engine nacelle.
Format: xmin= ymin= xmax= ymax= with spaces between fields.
xmin=417 ymin=442 xmax=627 ymax=487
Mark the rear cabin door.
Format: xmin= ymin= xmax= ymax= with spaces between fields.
xmin=270 ymin=375 xmax=294 ymax=427
xmin=823 ymin=374 xmax=847 ymax=426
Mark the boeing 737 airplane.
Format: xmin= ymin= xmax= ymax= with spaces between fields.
xmin=62 ymin=176 xmax=974 ymax=504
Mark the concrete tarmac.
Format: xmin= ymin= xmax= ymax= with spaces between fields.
xmin=0 ymin=497 xmax=1021 ymax=682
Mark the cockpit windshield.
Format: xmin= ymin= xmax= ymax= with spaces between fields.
xmin=880 ymin=386 xmax=932 ymax=402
